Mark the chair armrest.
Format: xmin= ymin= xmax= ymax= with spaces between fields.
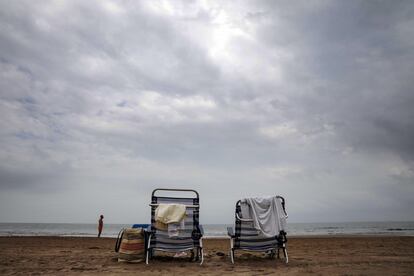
xmin=142 ymin=224 xmax=152 ymax=234
xmin=191 ymin=225 xmax=203 ymax=240
xmin=277 ymin=230 xmax=287 ymax=244
xmin=227 ymin=226 xmax=235 ymax=237
xmin=132 ymin=223 xmax=150 ymax=229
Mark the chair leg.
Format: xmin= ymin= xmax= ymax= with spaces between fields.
xmin=198 ymin=238 xmax=203 ymax=264
xmin=200 ymin=247 xmax=204 ymax=265
xmin=190 ymin=249 xmax=195 ymax=261
xmin=146 ymin=235 xmax=151 ymax=265
xmin=283 ymin=247 xmax=288 ymax=264
xmin=229 ymin=238 xmax=235 ymax=264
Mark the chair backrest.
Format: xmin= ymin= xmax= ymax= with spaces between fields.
xmin=234 ymin=196 xmax=287 ymax=239
xmin=150 ymin=188 xmax=201 ymax=239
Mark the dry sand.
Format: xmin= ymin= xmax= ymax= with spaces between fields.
xmin=1 ymin=236 xmax=413 ymax=275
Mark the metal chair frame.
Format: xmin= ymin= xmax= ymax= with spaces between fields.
xmin=227 ymin=196 xmax=288 ymax=264
xmin=146 ymin=188 xmax=204 ymax=265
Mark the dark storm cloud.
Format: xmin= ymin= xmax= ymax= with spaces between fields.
xmin=0 ymin=1 xmax=220 ymax=95
xmin=0 ymin=166 xmax=69 ymax=191
xmin=250 ymin=0 xmax=414 ymax=161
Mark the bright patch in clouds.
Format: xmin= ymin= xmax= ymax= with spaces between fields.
xmin=259 ymin=123 xmax=299 ymax=139
xmin=132 ymin=92 xmax=217 ymax=124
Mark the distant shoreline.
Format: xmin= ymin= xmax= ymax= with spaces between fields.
xmin=1 ymin=221 xmax=414 ymax=237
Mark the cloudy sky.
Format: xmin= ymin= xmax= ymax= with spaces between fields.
xmin=0 ymin=0 xmax=413 ymax=224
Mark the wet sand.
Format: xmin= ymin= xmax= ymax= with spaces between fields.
xmin=1 ymin=236 xmax=413 ymax=275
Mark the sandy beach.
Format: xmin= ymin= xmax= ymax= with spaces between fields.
xmin=1 ymin=236 xmax=413 ymax=275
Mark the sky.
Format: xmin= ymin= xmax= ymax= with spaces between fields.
xmin=0 ymin=0 xmax=413 ymax=224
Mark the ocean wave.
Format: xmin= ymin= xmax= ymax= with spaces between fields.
xmin=314 ymin=227 xmax=343 ymax=230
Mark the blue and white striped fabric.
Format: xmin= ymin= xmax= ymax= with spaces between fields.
xmin=149 ymin=197 xmax=201 ymax=252
xmin=235 ymin=220 xmax=278 ymax=251
xmin=228 ymin=196 xmax=288 ymax=264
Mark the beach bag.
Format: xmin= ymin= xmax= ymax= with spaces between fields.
xmin=115 ymin=228 xmax=145 ymax=263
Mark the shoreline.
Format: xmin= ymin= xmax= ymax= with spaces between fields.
xmin=2 ymin=221 xmax=413 ymax=238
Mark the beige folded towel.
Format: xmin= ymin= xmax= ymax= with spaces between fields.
xmin=155 ymin=204 xmax=186 ymax=224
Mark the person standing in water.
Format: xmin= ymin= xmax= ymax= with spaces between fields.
xmin=98 ymin=215 xmax=104 ymax=238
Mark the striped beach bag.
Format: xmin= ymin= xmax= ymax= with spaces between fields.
xmin=115 ymin=228 xmax=145 ymax=263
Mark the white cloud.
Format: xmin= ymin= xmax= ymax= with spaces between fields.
xmin=262 ymin=166 xmax=303 ymax=179
xmin=259 ymin=123 xmax=299 ymax=139
xmin=101 ymin=1 xmax=125 ymax=15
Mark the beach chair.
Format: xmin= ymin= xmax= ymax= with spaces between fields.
xmin=146 ymin=188 xmax=204 ymax=265
xmin=227 ymin=196 xmax=288 ymax=264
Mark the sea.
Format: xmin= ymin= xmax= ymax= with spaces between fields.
xmin=0 ymin=221 xmax=413 ymax=238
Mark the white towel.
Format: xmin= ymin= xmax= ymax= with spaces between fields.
xmin=155 ymin=204 xmax=186 ymax=224
xmin=241 ymin=196 xmax=287 ymax=237
xmin=167 ymin=219 xmax=185 ymax=237
xmin=155 ymin=204 xmax=186 ymax=237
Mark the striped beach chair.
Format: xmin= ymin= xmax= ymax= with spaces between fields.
xmin=146 ymin=188 xmax=204 ymax=265
xmin=227 ymin=196 xmax=288 ymax=264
